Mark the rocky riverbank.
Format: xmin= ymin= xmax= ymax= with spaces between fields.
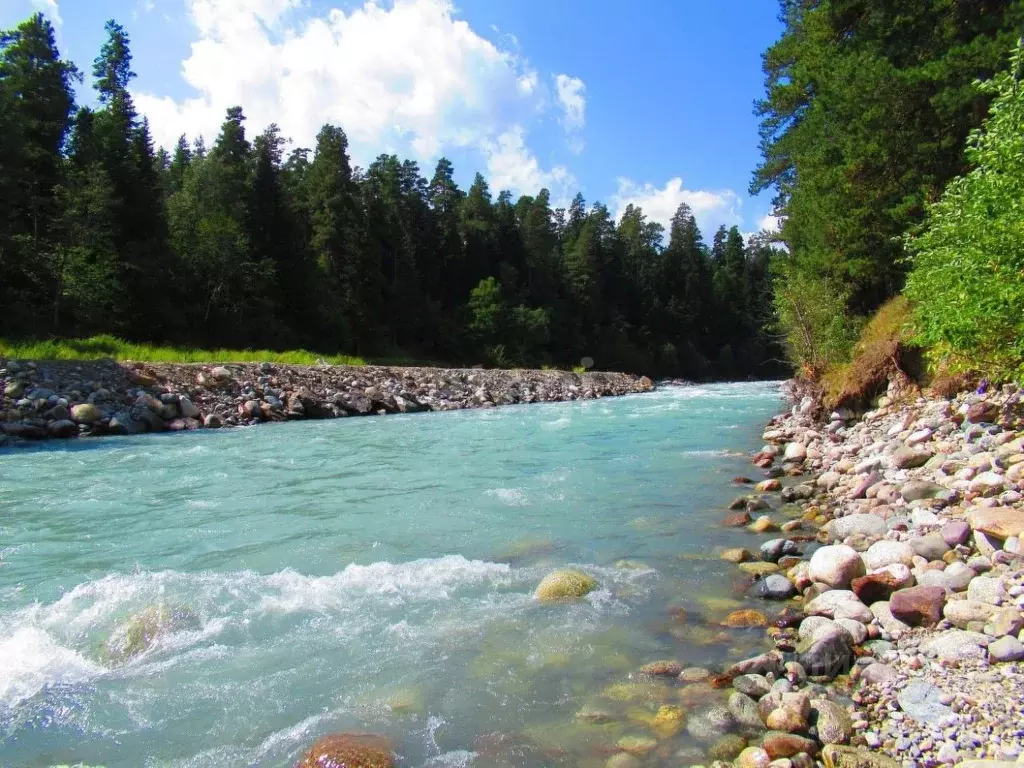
xmin=696 ymin=379 xmax=1024 ymax=768
xmin=0 ymin=357 xmax=653 ymax=444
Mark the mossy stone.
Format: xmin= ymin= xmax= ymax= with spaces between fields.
xmin=535 ymin=569 xmax=597 ymax=601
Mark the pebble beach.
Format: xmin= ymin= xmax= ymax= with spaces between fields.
xmin=709 ymin=378 xmax=1024 ymax=768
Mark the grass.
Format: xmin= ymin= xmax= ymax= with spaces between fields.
xmin=0 ymin=335 xmax=367 ymax=366
xmin=821 ymin=296 xmax=919 ymax=409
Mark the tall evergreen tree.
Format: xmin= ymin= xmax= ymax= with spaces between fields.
xmin=0 ymin=13 xmax=78 ymax=333
xmin=305 ymin=124 xmax=377 ymax=352
xmin=753 ymin=0 xmax=1024 ymax=312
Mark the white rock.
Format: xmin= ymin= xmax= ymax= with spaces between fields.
xmin=797 ymin=615 xmax=835 ymax=642
xmin=910 ymin=508 xmax=941 ymax=527
xmin=862 ymin=541 xmax=915 ymax=570
xmin=870 ymin=601 xmax=911 ymax=637
xmin=825 ymin=514 xmax=887 ymax=541
xmin=835 ymin=617 xmax=868 ymax=644
xmin=809 ymin=545 xmax=866 ymax=589
xmin=907 ymin=428 xmax=933 ymax=446
xmin=921 ymin=629 xmax=989 ymax=661
xmin=854 ymin=457 xmax=883 ymax=475
xmin=805 ymin=590 xmax=873 ymax=623
xmin=967 ymin=576 xmax=1007 ymax=606
xmin=869 ymin=563 xmax=915 ymax=590
xmin=970 ymin=471 xmax=1006 ymax=496
xmin=784 ymin=442 xmax=808 ymax=462
xmin=943 ymin=600 xmax=998 ymax=629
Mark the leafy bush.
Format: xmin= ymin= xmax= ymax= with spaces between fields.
xmin=771 ymin=259 xmax=859 ymax=379
xmin=905 ymin=42 xmax=1024 ymax=380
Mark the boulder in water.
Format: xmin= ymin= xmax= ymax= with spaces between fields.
xmin=296 ymin=733 xmax=393 ymax=768
xmin=535 ymin=569 xmax=597 ymax=601
xmin=104 ymin=603 xmax=197 ymax=664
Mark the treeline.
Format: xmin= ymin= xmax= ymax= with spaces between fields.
xmin=0 ymin=14 xmax=785 ymax=379
xmin=754 ymin=0 xmax=1024 ymax=378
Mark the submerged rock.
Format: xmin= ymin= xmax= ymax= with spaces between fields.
xmin=822 ymin=744 xmax=898 ymax=767
xmin=721 ymin=609 xmax=769 ymax=628
xmin=103 ymin=604 xmax=197 ymax=664
xmin=296 ymin=733 xmax=393 ymax=768
xmin=708 ymin=733 xmax=748 ymax=761
xmin=638 ymin=660 xmax=682 ymax=677
xmin=534 ymin=569 xmax=597 ymax=601
xmin=757 ymin=573 xmax=796 ymax=600
xmin=735 ymin=746 xmax=772 ymax=767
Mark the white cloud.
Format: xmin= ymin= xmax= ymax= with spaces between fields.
xmin=480 ymin=126 xmax=575 ymax=203
xmin=611 ymin=177 xmax=743 ymax=238
xmin=30 ymin=0 xmax=61 ymax=26
xmin=554 ymin=73 xmax=585 ymax=153
xmin=758 ymin=213 xmax=782 ymax=233
xmin=135 ymin=0 xmax=556 ymax=168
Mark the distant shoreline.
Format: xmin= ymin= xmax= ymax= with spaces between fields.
xmin=0 ymin=357 xmax=654 ymax=446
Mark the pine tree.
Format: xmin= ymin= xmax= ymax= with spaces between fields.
xmin=0 ymin=13 xmax=79 ymax=333
xmin=167 ymin=135 xmax=192 ymax=196
xmin=306 ymin=125 xmax=378 ymax=352
xmin=168 ymin=107 xmax=269 ymax=344
xmin=427 ymin=157 xmax=464 ymax=310
xmin=90 ymin=20 xmax=173 ymax=334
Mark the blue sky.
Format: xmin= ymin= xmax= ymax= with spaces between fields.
xmin=2 ymin=0 xmax=782 ymax=238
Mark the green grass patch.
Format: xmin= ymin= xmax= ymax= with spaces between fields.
xmin=821 ymin=296 xmax=918 ymax=409
xmin=0 ymin=335 xmax=367 ymax=366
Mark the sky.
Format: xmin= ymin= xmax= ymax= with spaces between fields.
xmin=1 ymin=0 xmax=783 ymax=239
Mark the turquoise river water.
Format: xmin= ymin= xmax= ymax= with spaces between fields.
xmin=0 ymin=381 xmax=782 ymax=768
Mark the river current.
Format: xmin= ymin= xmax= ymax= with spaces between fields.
xmin=0 ymin=381 xmax=782 ymax=767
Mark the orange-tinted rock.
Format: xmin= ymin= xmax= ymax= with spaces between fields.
xmin=721 ymin=609 xmax=770 ymax=628
xmin=722 ymin=511 xmax=753 ymax=528
xmin=851 ymin=571 xmax=904 ymax=604
xmin=297 ymin=733 xmax=393 ymax=768
xmin=889 ymin=586 xmax=946 ymax=628
xmin=640 ymin=660 xmax=683 ymax=677
xmin=762 ymin=732 xmax=818 ymax=759
xmin=766 ymin=706 xmax=808 ymax=733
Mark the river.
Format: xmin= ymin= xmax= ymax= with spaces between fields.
xmin=0 ymin=381 xmax=782 ymax=767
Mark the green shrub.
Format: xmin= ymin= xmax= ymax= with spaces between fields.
xmin=771 ymin=259 xmax=859 ymax=379
xmin=905 ymin=41 xmax=1024 ymax=380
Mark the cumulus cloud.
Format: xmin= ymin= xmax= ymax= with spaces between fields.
xmin=30 ymin=0 xmax=61 ymax=26
xmin=135 ymin=0 xmax=557 ymax=169
xmin=554 ymin=73 xmax=585 ymax=153
xmin=758 ymin=213 xmax=782 ymax=233
xmin=480 ymin=126 xmax=575 ymax=201
xmin=611 ymin=177 xmax=743 ymax=238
